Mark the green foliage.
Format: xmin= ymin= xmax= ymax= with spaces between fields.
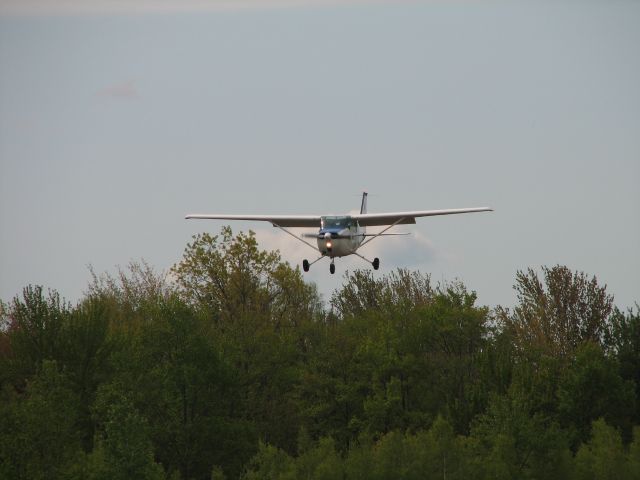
xmin=557 ymin=341 xmax=636 ymax=446
xmin=210 ymin=465 xmax=226 ymax=480
xmin=87 ymin=260 xmax=171 ymax=312
xmin=98 ymin=294 xmax=254 ymax=480
xmin=171 ymin=227 xmax=320 ymax=322
xmin=59 ymin=297 xmax=113 ymax=449
xmin=1 ymin=231 xmax=638 ymax=479
xmin=573 ymin=418 xmax=629 ymax=480
xmin=629 ymin=426 xmax=640 ymax=478
xmin=87 ymin=394 xmax=165 ymax=480
xmin=330 ymin=268 xmax=433 ymax=318
xmin=2 ymin=286 xmax=69 ymax=381
xmin=499 ymin=265 xmax=614 ymax=359
xmin=0 ymin=360 xmax=82 ymax=480
xmin=171 ymin=227 xmax=322 ymax=456
xmin=242 ymin=442 xmax=296 ymax=480
xmin=471 ymin=388 xmax=573 ymax=479
xmin=607 ymin=306 xmax=640 ymax=425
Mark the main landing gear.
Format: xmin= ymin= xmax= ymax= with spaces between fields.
xmin=301 ymin=255 xmax=380 ymax=274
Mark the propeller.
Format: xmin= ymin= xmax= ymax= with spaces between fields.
xmin=301 ymin=233 xmax=355 ymax=239
xmin=301 ymin=232 xmax=410 ymax=239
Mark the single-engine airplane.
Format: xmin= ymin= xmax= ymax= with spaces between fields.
xmin=186 ymin=192 xmax=492 ymax=274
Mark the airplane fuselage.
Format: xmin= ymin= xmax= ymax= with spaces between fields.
xmin=317 ymin=215 xmax=364 ymax=258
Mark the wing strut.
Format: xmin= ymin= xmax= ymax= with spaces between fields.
xmin=271 ymin=223 xmax=319 ymax=253
xmin=359 ymin=217 xmax=407 ymax=249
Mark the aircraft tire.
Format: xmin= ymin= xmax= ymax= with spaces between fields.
xmin=303 ymin=259 xmax=310 ymax=272
xmin=373 ymin=258 xmax=380 ymax=270
xmin=330 ymin=263 xmax=335 ymax=274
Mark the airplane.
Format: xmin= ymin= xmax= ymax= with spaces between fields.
xmin=186 ymin=192 xmax=492 ymax=274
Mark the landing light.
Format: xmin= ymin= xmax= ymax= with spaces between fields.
xmin=326 ymin=240 xmax=332 ymax=249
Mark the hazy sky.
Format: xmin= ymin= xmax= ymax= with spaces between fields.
xmin=1 ymin=0 xmax=638 ymax=309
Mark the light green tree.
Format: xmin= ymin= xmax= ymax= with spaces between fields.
xmin=628 ymin=426 xmax=640 ymax=479
xmin=242 ymin=442 xmax=296 ymax=480
xmin=3 ymin=286 xmax=69 ymax=379
xmin=573 ymin=418 xmax=629 ymax=480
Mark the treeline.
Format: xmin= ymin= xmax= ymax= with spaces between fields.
xmin=0 ymin=227 xmax=639 ymax=480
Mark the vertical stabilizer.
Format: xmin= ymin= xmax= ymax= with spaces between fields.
xmin=360 ymin=192 xmax=368 ymax=214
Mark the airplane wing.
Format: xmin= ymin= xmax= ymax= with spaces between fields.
xmin=185 ymin=214 xmax=322 ymax=228
xmin=353 ymin=207 xmax=493 ymax=227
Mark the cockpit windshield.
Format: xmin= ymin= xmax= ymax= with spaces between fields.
xmin=321 ymin=216 xmax=352 ymax=229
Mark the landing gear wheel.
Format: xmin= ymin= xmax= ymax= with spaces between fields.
xmin=302 ymin=259 xmax=310 ymax=272
xmin=330 ymin=263 xmax=336 ymax=275
xmin=372 ymin=258 xmax=380 ymax=270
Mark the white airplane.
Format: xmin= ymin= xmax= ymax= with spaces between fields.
xmin=186 ymin=192 xmax=492 ymax=274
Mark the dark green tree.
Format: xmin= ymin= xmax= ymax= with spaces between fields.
xmin=170 ymin=227 xmax=321 ymax=454
xmin=471 ymin=387 xmax=573 ymax=480
xmin=88 ymin=394 xmax=165 ymax=480
xmin=96 ymin=294 xmax=253 ymax=479
xmin=59 ymin=297 xmax=113 ymax=450
xmin=557 ymin=341 xmax=636 ymax=446
xmin=0 ymin=360 xmax=82 ymax=480
xmin=607 ymin=306 xmax=640 ymax=424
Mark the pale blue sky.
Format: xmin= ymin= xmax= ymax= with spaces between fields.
xmin=1 ymin=0 xmax=638 ymax=308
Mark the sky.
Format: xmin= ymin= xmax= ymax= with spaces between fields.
xmin=1 ymin=0 xmax=638 ymax=309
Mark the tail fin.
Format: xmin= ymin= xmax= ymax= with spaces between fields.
xmin=360 ymin=192 xmax=368 ymax=214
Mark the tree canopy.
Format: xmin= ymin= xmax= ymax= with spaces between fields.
xmin=1 ymin=227 xmax=638 ymax=479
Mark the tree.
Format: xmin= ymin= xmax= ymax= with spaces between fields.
xmin=0 ymin=360 xmax=82 ymax=480
xmin=171 ymin=227 xmax=320 ymax=324
xmin=88 ymin=394 xmax=165 ymax=480
xmin=498 ymin=265 xmax=614 ymax=359
xmin=471 ymin=388 xmax=572 ymax=480
xmin=330 ymin=269 xmax=432 ymax=319
xmin=170 ymin=227 xmax=321 ymax=455
xmin=411 ymin=283 xmax=490 ymax=434
xmin=573 ymin=418 xmax=629 ymax=480
xmin=2 ymin=286 xmax=69 ymax=381
xmin=406 ymin=416 xmax=465 ymax=480
xmin=59 ymin=297 xmax=113 ymax=450
xmin=629 ymin=426 xmax=640 ymax=479
xmin=294 ymin=437 xmax=343 ymax=480
xmin=95 ymin=294 xmax=253 ymax=479
xmin=606 ymin=306 xmax=640 ymax=425
xmin=557 ymin=342 xmax=636 ymax=446
xmin=242 ymin=442 xmax=295 ymax=480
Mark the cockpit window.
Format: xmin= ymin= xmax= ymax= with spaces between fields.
xmin=321 ymin=216 xmax=352 ymax=229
